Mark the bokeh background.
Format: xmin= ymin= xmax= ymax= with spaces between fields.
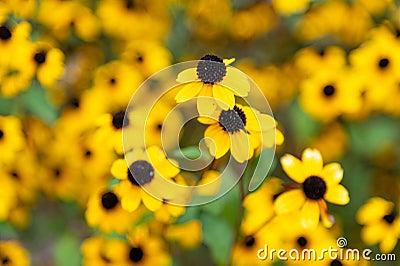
xmin=0 ymin=0 xmax=400 ymax=265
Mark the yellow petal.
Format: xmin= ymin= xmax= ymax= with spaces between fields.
xmin=302 ymin=148 xmax=323 ymax=173
xmin=204 ymin=124 xmax=230 ymax=159
xmin=246 ymin=114 xmax=276 ymax=132
xmin=280 ymin=154 xmax=307 ymax=183
xmin=157 ymin=159 xmax=180 ymax=178
xmin=223 ymin=58 xmax=235 ymax=65
xmin=197 ymin=85 xmax=217 ymax=116
xmin=197 ymin=116 xmax=218 ymax=125
xmin=300 ymin=200 xmax=320 ymax=228
xmin=111 ymin=159 xmax=128 ymax=180
xmin=176 ymin=68 xmax=198 ymax=83
xmin=212 ymin=84 xmax=235 ymax=109
xmin=380 ymin=234 xmax=398 ymax=253
xmin=221 ymin=67 xmax=250 ymax=97
xmin=324 ymin=184 xmax=349 ymax=205
xmin=361 ymin=223 xmax=385 ymax=245
xmin=273 ymin=189 xmax=306 ymax=214
xmin=275 ymin=129 xmax=284 ymax=145
xmin=141 ymin=190 xmax=162 ymax=211
xmin=230 ymin=130 xmax=253 ymax=163
xmin=119 ymin=186 xmax=141 ymax=212
xmin=175 ymin=82 xmax=203 ymax=103
xmin=321 ymin=163 xmax=343 ymax=185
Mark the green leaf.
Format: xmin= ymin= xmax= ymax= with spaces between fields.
xmin=18 ymin=84 xmax=58 ymax=125
xmin=200 ymin=212 xmax=234 ymax=266
xmin=54 ymin=234 xmax=81 ymax=266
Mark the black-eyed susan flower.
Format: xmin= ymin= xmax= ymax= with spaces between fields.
xmin=299 ymin=68 xmax=363 ymax=122
xmin=356 ymin=197 xmax=400 ymax=253
xmin=175 ymin=54 xmax=250 ymax=112
xmin=274 ymin=148 xmax=350 ymax=228
xmin=111 ymin=146 xmax=180 ymax=212
xmin=81 ymin=236 xmax=128 ymax=266
xmin=0 ymin=240 xmax=30 ymax=266
xmin=126 ymin=226 xmax=171 ymax=266
xmin=31 ymin=42 xmax=65 ymax=88
xmin=275 ymin=212 xmax=336 ymax=266
xmin=92 ymin=60 xmax=142 ymax=108
xmin=85 ymin=188 xmax=139 ymax=234
xmin=198 ymin=103 xmax=276 ymax=163
xmin=165 ymin=220 xmax=202 ymax=250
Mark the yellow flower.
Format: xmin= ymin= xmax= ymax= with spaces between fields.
xmin=175 ymin=54 xmax=250 ymax=113
xmin=274 ymin=148 xmax=349 ymax=228
xmin=81 ymin=236 xmax=129 ymax=266
xmin=0 ymin=116 xmax=25 ymax=164
xmin=126 ymin=226 xmax=171 ymax=266
xmin=92 ymin=60 xmax=143 ymax=108
xmin=165 ymin=220 xmax=202 ymax=249
xmin=121 ymin=40 xmax=172 ymax=78
xmin=31 ymin=42 xmax=65 ymax=88
xmin=271 ymin=0 xmax=311 ymax=15
xmin=111 ymin=146 xmax=180 ymax=212
xmin=241 ymin=177 xmax=283 ymax=235
xmin=299 ymin=68 xmax=363 ymax=122
xmin=349 ymin=26 xmax=400 ymax=110
xmin=356 ymin=197 xmax=400 ymax=253
xmin=0 ymin=240 xmax=30 ymax=266
xmin=198 ymin=103 xmax=276 ymax=163
xmin=0 ymin=173 xmax=17 ymax=221
xmin=85 ymin=187 xmax=139 ymax=234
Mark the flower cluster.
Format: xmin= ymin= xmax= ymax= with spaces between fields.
xmin=0 ymin=0 xmax=399 ymax=265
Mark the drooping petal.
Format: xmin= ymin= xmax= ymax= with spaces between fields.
xmin=204 ymin=124 xmax=230 ymax=159
xmin=221 ymin=67 xmax=250 ymax=97
xmin=141 ymin=190 xmax=162 ymax=211
xmin=302 ymin=148 xmax=323 ymax=173
xmin=322 ymin=163 xmax=344 ymax=185
xmin=212 ymin=84 xmax=235 ymax=109
xmin=324 ymin=184 xmax=349 ymax=205
xmin=174 ymin=82 xmax=203 ymax=103
xmin=300 ymin=200 xmax=320 ymax=228
xmin=280 ymin=154 xmax=308 ymax=183
xmin=176 ymin=68 xmax=198 ymax=83
xmin=318 ymin=200 xmax=335 ymax=228
xmin=197 ymin=85 xmax=217 ymax=116
xmin=230 ymin=130 xmax=253 ymax=163
xmin=111 ymin=159 xmax=128 ymax=180
xmin=273 ymin=189 xmax=306 ymax=214
xmin=117 ymin=184 xmax=141 ymax=212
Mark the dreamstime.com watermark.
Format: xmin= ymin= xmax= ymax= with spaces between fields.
xmin=257 ymin=237 xmax=397 ymax=262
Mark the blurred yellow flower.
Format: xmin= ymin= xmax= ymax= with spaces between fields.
xmin=274 ymin=148 xmax=349 ymax=228
xmin=111 ymin=146 xmax=180 ymax=212
xmin=0 ymin=240 xmax=30 ymax=266
xmin=357 ymin=197 xmax=400 ymax=253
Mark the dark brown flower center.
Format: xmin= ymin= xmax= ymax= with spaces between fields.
xmin=112 ymin=110 xmax=129 ymax=129
xmin=243 ymin=235 xmax=255 ymax=248
xmin=0 ymin=25 xmax=12 ymax=40
xmin=323 ymin=85 xmax=335 ymax=97
xmin=128 ymin=160 xmax=154 ymax=186
xmin=330 ymin=259 xmax=343 ymax=266
xmin=101 ymin=192 xmax=119 ymax=210
xmin=197 ymin=54 xmax=226 ymax=84
xmin=378 ymin=58 xmax=390 ymax=69
xmin=218 ymin=105 xmax=246 ymax=133
xmin=0 ymin=130 xmax=4 ymax=139
xmin=303 ymin=176 xmax=326 ymax=200
xmin=383 ymin=209 xmax=397 ymax=224
xmin=1 ymin=257 xmax=10 ymax=264
xmin=129 ymin=247 xmax=144 ymax=262
xmin=34 ymin=51 xmax=47 ymax=65
xmin=296 ymin=236 xmax=308 ymax=247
